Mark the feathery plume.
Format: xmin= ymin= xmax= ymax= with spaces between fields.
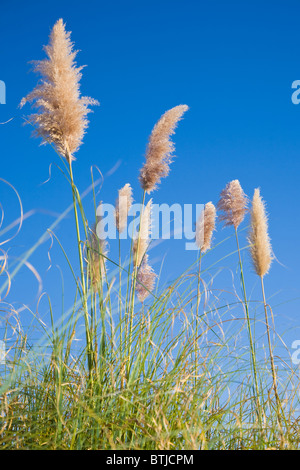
xmin=115 ymin=183 xmax=133 ymax=234
xmin=136 ymin=254 xmax=156 ymax=303
xmin=20 ymin=18 xmax=98 ymax=162
xmin=248 ymin=188 xmax=272 ymax=277
xmin=195 ymin=202 xmax=217 ymax=253
xmin=86 ymin=221 xmax=108 ymax=293
xmin=217 ymin=179 xmax=248 ymax=229
xmin=139 ymin=105 xmax=189 ymax=193
xmin=133 ymin=199 xmax=152 ymax=267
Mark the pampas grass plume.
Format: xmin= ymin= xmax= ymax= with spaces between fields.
xmin=136 ymin=254 xmax=156 ymax=303
xmin=115 ymin=183 xmax=133 ymax=234
xmin=133 ymin=199 xmax=152 ymax=267
xmin=218 ymin=179 xmax=248 ymax=229
xmin=86 ymin=222 xmax=108 ymax=293
xmin=20 ymin=18 xmax=98 ymax=162
xmin=248 ymin=188 xmax=272 ymax=277
xmin=139 ymin=105 xmax=189 ymax=193
xmin=195 ymin=202 xmax=216 ymax=253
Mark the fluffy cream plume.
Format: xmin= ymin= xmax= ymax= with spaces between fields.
xmin=86 ymin=222 xmax=108 ymax=293
xmin=195 ymin=202 xmax=217 ymax=253
xmin=133 ymin=199 xmax=152 ymax=267
xmin=136 ymin=254 xmax=156 ymax=303
xmin=217 ymin=179 xmax=248 ymax=229
xmin=139 ymin=105 xmax=189 ymax=193
xmin=115 ymin=183 xmax=133 ymax=234
xmin=248 ymin=188 xmax=272 ymax=277
xmin=20 ymin=18 xmax=98 ymax=162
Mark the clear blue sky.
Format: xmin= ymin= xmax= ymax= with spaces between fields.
xmin=1 ymin=0 xmax=300 ymax=350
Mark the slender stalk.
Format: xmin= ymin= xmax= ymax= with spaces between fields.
xmin=117 ymin=235 xmax=128 ymax=390
xmin=130 ymin=190 xmax=146 ymax=311
xmin=93 ymin=291 xmax=99 ymax=378
xmin=196 ymin=251 xmax=202 ymax=319
xmin=235 ymin=228 xmax=263 ymax=431
xmin=98 ymin=287 xmax=106 ymax=385
xmin=67 ymin=155 xmax=93 ymax=377
xmin=118 ymin=233 xmax=123 ymax=369
xmin=124 ymin=222 xmax=135 ymax=378
xmin=195 ymin=250 xmax=202 ymax=387
xmin=260 ymin=275 xmax=284 ymax=442
xmin=127 ymin=190 xmax=146 ymax=376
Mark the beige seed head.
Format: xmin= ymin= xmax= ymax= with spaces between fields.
xmin=139 ymin=105 xmax=189 ymax=193
xmin=217 ymin=179 xmax=248 ymax=229
xmin=115 ymin=183 xmax=133 ymax=234
xmin=133 ymin=199 xmax=152 ymax=267
xmin=136 ymin=254 xmax=156 ymax=303
xmin=86 ymin=221 xmax=108 ymax=293
xmin=248 ymin=188 xmax=272 ymax=277
xmin=20 ymin=18 xmax=98 ymax=162
xmin=195 ymin=202 xmax=217 ymax=253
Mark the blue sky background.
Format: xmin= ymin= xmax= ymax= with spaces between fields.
xmin=1 ymin=0 xmax=300 ymax=352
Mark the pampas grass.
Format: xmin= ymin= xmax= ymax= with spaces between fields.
xmin=86 ymin=222 xmax=108 ymax=293
xmin=115 ymin=183 xmax=133 ymax=234
xmin=20 ymin=19 xmax=100 ymax=375
xmin=1 ymin=19 xmax=299 ymax=452
xmin=139 ymin=105 xmax=189 ymax=193
xmin=249 ymin=189 xmax=283 ymax=441
xmin=248 ymin=188 xmax=272 ymax=277
xmin=218 ymin=179 xmax=248 ymax=229
xmin=20 ymin=18 xmax=98 ymax=162
xmin=195 ymin=202 xmax=217 ymax=253
xmin=136 ymin=254 xmax=156 ymax=302
xmin=133 ymin=199 xmax=152 ymax=267
xmin=195 ymin=201 xmax=217 ymax=324
xmin=218 ymin=179 xmax=263 ymax=430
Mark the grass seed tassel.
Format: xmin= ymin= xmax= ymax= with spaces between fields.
xmin=139 ymin=105 xmax=189 ymax=193
xmin=20 ymin=18 xmax=98 ymax=163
